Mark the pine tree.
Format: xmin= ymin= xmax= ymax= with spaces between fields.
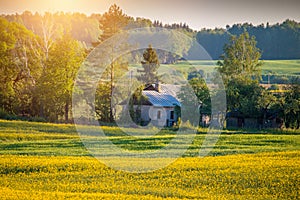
xmin=138 ymin=45 xmax=160 ymax=85
xmin=98 ymin=4 xmax=129 ymax=43
xmin=93 ymin=4 xmax=130 ymax=123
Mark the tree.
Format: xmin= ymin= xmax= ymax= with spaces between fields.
xmin=226 ymin=79 xmax=262 ymax=117
xmin=128 ymin=85 xmax=147 ymax=125
xmin=137 ymin=45 xmax=160 ymax=85
xmin=257 ymin=89 xmax=276 ymax=126
xmin=94 ymin=4 xmax=130 ymax=123
xmin=98 ymin=4 xmax=130 ymax=43
xmin=196 ymin=20 xmax=300 ymax=60
xmin=217 ymin=32 xmax=262 ymax=85
xmin=0 ymin=17 xmax=19 ymax=112
xmin=275 ymin=79 xmax=300 ymax=129
xmin=95 ymin=82 xmax=111 ymax=123
xmin=178 ymin=77 xmax=210 ymax=126
xmin=217 ymin=32 xmax=265 ymax=124
xmin=188 ymin=78 xmax=211 ymax=114
xmin=0 ymin=17 xmax=41 ymax=115
xmin=34 ymin=34 xmax=85 ymax=122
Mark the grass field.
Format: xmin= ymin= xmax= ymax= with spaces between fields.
xmin=0 ymin=120 xmax=299 ymax=199
xmin=128 ymin=59 xmax=299 ymax=85
xmin=168 ymin=59 xmax=300 ymax=75
xmin=261 ymin=60 xmax=300 ymax=75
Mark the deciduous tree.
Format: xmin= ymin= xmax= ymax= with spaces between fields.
xmin=0 ymin=17 xmax=41 ymax=115
xmin=35 ymin=34 xmax=85 ymax=122
xmin=217 ymin=32 xmax=262 ymax=85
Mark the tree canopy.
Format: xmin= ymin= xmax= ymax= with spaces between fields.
xmin=217 ymin=32 xmax=262 ymax=85
xmin=137 ymin=45 xmax=160 ymax=85
xmin=98 ymin=4 xmax=130 ymax=43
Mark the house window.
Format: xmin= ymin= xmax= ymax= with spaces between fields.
xmin=170 ymin=111 xmax=174 ymax=120
xmin=157 ymin=110 xmax=161 ymax=119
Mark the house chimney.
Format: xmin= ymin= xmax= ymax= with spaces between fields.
xmin=155 ymin=81 xmax=161 ymax=93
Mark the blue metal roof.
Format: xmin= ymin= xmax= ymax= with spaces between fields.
xmin=142 ymin=90 xmax=181 ymax=107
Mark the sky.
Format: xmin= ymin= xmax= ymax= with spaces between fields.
xmin=0 ymin=0 xmax=299 ymax=30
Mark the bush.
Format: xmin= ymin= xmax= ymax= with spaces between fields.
xmin=180 ymin=120 xmax=195 ymax=131
xmin=0 ymin=109 xmax=15 ymax=120
xmin=268 ymin=84 xmax=279 ymax=91
xmin=28 ymin=117 xmax=47 ymax=123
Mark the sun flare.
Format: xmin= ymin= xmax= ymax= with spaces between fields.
xmin=14 ymin=0 xmax=109 ymax=14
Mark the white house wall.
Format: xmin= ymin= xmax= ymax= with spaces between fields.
xmin=146 ymin=106 xmax=176 ymax=127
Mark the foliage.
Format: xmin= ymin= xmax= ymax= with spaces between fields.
xmin=128 ymin=85 xmax=149 ymax=125
xmin=3 ymin=11 xmax=101 ymax=46
xmin=197 ymin=19 xmax=300 ymax=60
xmin=217 ymin=32 xmax=262 ymax=85
xmin=137 ymin=45 xmax=160 ymax=84
xmin=274 ymin=79 xmax=300 ymax=129
xmin=0 ymin=16 xmax=86 ymax=123
xmin=226 ymin=79 xmax=261 ymax=117
xmin=216 ymin=32 xmax=278 ymax=127
xmin=178 ymin=77 xmax=210 ymax=126
xmin=188 ymin=78 xmax=211 ymax=112
xmin=95 ymin=82 xmax=111 ymax=123
xmin=33 ymin=34 xmax=85 ymax=122
xmin=93 ymin=4 xmax=130 ymax=123
xmin=0 ymin=17 xmax=41 ymax=115
xmin=3 ymin=11 xmax=300 ymax=60
xmin=98 ymin=4 xmax=130 ymax=43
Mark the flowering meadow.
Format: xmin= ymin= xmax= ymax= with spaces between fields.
xmin=0 ymin=120 xmax=299 ymax=199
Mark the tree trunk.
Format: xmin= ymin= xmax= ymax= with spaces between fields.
xmin=263 ymin=108 xmax=267 ymax=128
xmin=109 ymin=63 xmax=114 ymax=123
xmin=65 ymin=100 xmax=69 ymax=122
xmin=39 ymin=101 xmax=44 ymax=118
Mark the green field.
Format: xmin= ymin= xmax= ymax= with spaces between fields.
xmin=128 ymin=59 xmax=299 ymax=85
xmin=0 ymin=120 xmax=299 ymax=199
xmin=261 ymin=60 xmax=300 ymax=75
xmin=166 ymin=59 xmax=300 ymax=75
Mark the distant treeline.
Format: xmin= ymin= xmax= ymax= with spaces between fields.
xmin=197 ymin=20 xmax=300 ymax=60
xmin=2 ymin=11 xmax=299 ymax=59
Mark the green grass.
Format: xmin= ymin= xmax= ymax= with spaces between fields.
xmin=261 ymin=60 xmax=300 ymax=75
xmin=0 ymin=120 xmax=299 ymax=157
xmin=0 ymin=120 xmax=299 ymax=199
xmin=128 ymin=59 xmax=299 ymax=85
xmin=159 ymin=59 xmax=300 ymax=75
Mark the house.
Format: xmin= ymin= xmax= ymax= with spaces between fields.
xmin=131 ymin=83 xmax=181 ymax=127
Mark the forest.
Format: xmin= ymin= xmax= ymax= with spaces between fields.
xmin=1 ymin=11 xmax=300 ymax=59
xmin=197 ymin=20 xmax=300 ymax=60
xmin=0 ymin=5 xmax=299 ymax=128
